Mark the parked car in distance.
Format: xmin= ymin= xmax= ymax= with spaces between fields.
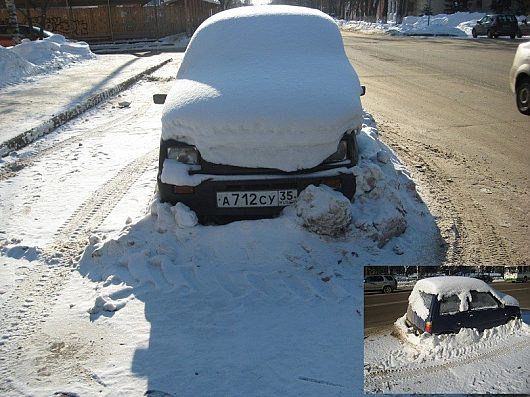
xmin=156 ymin=6 xmax=364 ymax=223
xmin=472 ymin=274 xmax=493 ymax=283
xmin=0 ymin=25 xmax=53 ymax=47
xmin=517 ymin=16 xmax=530 ymax=37
xmin=405 ymin=276 xmax=520 ymax=335
xmin=510 ymin=41 xmax=530 ymax=115
xmin=364 ymin=275 xmax=398 ymax=293
xmin=471 ymin=14 xmax=518 ymax=39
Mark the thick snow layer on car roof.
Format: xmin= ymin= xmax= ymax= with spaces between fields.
xmin=409 ymin=276 xmax=519 ymax=320
xmin=161 ymin=5 xmax=363 ymax=172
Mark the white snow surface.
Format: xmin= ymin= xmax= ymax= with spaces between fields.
xmin=0 ymin=34 xmax=95 ymax=87
xmin=0 ymin=49 xmax=444 ymax=395
xmin=340 ymin=12 xmax=489 ymax=37
xmin=162 ymin=5 xmax=363 ymax=171
xmin=364 ymin=316 xmax=530 ymax=394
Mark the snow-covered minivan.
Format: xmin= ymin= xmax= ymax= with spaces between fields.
xmin=405 ymin=276 xmax=520 ymax=334
xmin=157 ymin=6 xmax=364 ymax=222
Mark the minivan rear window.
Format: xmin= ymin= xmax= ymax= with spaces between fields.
xmin=419 ymin=291 xmax=434 ymax=312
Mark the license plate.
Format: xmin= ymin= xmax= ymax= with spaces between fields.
xmin=216 ymin=189 xmax=298 ymax=208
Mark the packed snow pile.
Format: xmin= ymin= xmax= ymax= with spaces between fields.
xmin=349 ymin=113 xmax=419 ymax=251
xmin=365 ymin=314 xmax=530 ymax=393
xmin=290 ymin=184 xmax=352 ymax=237
xmin=340 ymin=12 xmax=487 ymax=37
xmin=162 ymin=5 xmax=363 ymax=171
xmin=0 ymin=46 xmax=40 ymax=87
xmin=0 ymin=34 xmax=95 ymax=87
xmin=383 ymin=314 xmax=530 ymax=370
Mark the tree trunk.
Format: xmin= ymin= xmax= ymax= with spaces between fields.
xmin=5 ymin=0 xmax=21 ymax=44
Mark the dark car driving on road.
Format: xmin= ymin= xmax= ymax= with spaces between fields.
xmin=405 ymin=276 xmax=520 ymax=335
xmin=472 ymin=14 xmax=518 ymax=39
xmin=364 ymin=275 xmax=398 ymax=293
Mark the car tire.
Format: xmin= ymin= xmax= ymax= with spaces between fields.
xmin=517 ymin=29 xmax=522 ymax=38
xmin=382 ymin=285 xmax=392 ymax=294
xmin=516 ymin=79 xmax=530 ymax=115
xmin=487 ymin=30 xmax=493 ymax=38
xmin=510 ymin=34 xmax=515 ymax=39
xmin=472 ymin=28 xmax=477 ymax=38
xmin=524 ymin=276 xmax=528 ymax=282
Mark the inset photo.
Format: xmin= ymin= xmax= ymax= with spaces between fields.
xmin=364 ymin=265 xmax=530 ymax=394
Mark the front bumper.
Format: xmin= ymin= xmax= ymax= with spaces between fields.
xmin=158 ymin=171 xmax=355 ymax=221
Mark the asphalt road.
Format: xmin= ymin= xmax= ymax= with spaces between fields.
xmin=364 ymin=281 xmax=530 ymax=333
xmin=343 ymin=33 xmax=530 ymax=265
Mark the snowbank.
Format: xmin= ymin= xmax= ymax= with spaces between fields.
xmin=162 ymin=5 xmax=363 ymax=171
xmin=394 ymin=314 xmax=530 ymax=361
xmin=292 ymin=184 xmax=353 ymax=237
xmin=340 ymin=12 xmax=488 ymax=37
xmin=0 ymin=34 xmax=95 ymax=87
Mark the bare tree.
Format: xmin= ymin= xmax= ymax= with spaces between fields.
xmin=5 ymin=0 xmax=21 ymax=44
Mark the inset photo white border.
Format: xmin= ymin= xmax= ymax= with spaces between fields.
xmin=363 ymin=265 xmax=530 ymax=394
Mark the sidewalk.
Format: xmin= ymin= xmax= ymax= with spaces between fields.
xmin=0 ymin=52 xmax=173 ymax=157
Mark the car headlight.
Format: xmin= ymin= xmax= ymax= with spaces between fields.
xmin=167 ymin=145 xmax=199 ymax=165
xmin=324 ymin=140 xmax=348 ymax=163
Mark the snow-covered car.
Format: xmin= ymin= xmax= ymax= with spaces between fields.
xmin=471 ymin=14 xmax=518 ymax=39
xmin=510 ymin=41 xmax=530 ymax=115
xmin=405 ymin=276 xmax=520 ymax=334
xmin=0 ymin=25 xmax=53 ymax=47
xmin=364 ymin=275 xmax=398 ymax=293
xmin=157 ymin=6 xmax=363 ymax=222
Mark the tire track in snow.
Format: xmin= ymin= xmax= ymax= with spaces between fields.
xmin=0 ymin=149 xmax=157 ymax=392
xmin=0 ymin=96 xmax=151 ymax=182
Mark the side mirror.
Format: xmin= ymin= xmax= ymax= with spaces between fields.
xmin=153 ymin=94 xmax=167 ymax=105
xmin=361 ymin=85 xmax=366 ymax=96
xmin=477 ymin=20 xmax=482 ymax=24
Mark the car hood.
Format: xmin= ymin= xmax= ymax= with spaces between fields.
xmin=161 ymin=6 xmax=363 ymax=172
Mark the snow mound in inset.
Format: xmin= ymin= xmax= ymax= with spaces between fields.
xmin=292 ymin=184 xmax=352 ymax=237
xmin=162 ymin=5 xmax=363 ymax=171
xmin=391 ymin=314 xmax=530 ymax=364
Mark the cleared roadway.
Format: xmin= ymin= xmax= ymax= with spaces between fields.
xmin=343 ymin=33 xmax=530 ymax=265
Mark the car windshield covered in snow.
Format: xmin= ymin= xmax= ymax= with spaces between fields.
xmin=405 ymin=276 xmax=520 ymax=334
xmin=157 ymin=5 xmax=364 ymax=222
